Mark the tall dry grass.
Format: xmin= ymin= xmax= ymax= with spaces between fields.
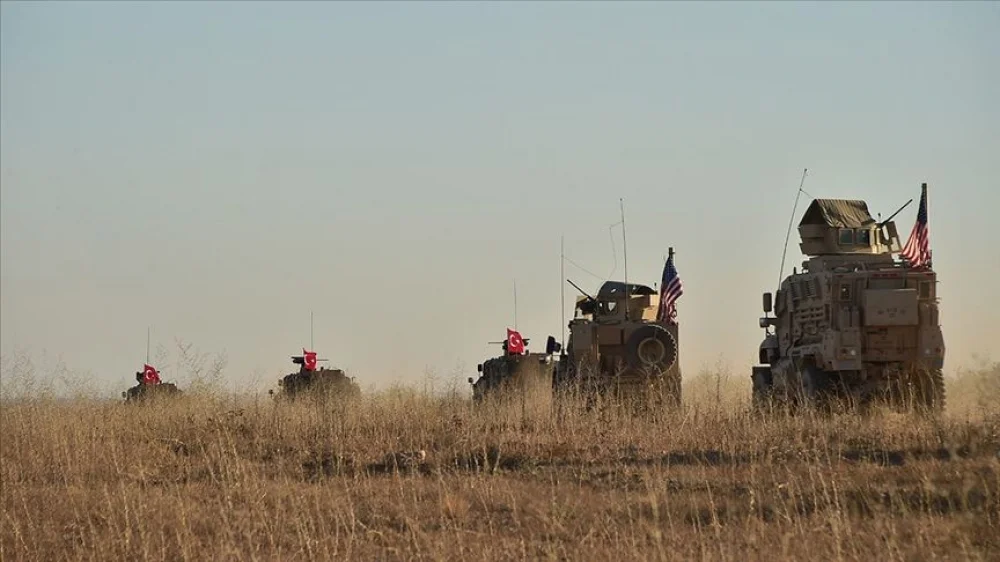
xmin=1 ymin=360 xmax=998 ymax=561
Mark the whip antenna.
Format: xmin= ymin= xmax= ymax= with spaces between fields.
xmin=778 ymin=168 xmax=808 ymax=290
xmin=513 ymin=279 xmax=517 ymax=330
xmin=620 ymin=198 xmax=629 ymax=320
xmin=560 ymin=236 xmax=566 ymax=348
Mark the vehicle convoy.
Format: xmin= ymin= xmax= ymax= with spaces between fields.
xmin=123 ymin=363 xmax=182 ymax=402
xmin=752 ymin=183 xmax=945 ymax=411
xmin=554 ymin=248 xmax=684 ymax=409
xmin=468 ymin=328 xmax=561 ymax=405
xmin=270 ymin=348 xmax=360 ymax=400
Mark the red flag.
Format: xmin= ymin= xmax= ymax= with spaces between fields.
xmin=142 ymin=363 xmax=161 ymax=385
xmin=506 ymin=328 xmax=525 ymax=355
xmin=303 ymin=348 xmax=317 ymax=371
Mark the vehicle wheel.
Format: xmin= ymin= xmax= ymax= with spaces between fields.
xmin=799 ymin=362 xmax=835 ymax=411
xmin=624 ymin=325 xmax=677 ymax=373
xmin=751 ymin=367 xmax=773 ymax=410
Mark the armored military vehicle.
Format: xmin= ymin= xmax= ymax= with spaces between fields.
xmin=553 ymin=264 xmax=682 ymax=409
xmin=468 ymin=330 xmax=561 ymax=405
xmin=752 ymin=184 xmax=945 ymax=411
xmin=122 ymin=364 xmax=182 ymax=402
xmin=270 ymin=350 xmax=360 ymax=401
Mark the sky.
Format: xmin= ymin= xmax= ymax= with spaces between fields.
xmin=2 ymin=1 xmax=998 ymax=396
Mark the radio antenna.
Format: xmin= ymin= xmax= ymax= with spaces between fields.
xmin=513 ymin=279 xmax=517 ymax=330
xmin=620 ymin=198 xmax=629 ymax=320
xmin=778 ymin=168 xmax=808 ymax=290
xmin=560 ymin=236 xmax=566 ymax=348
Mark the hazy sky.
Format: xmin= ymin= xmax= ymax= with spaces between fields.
xmin=2 ymin=1 xmax=998 ymax=395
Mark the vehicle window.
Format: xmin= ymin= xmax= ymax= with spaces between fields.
xmin=856 ymin=229 xmax=871 ymax=245
xmin=839 ymin=229 xmax=854 ymax=245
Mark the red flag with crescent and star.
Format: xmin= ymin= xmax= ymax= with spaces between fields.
xmin=142 ymin=363 xmax=161 ymax=385
xmin=303 ymin=349 xmax=318 ymax=371
xmin=506 ymin=328 xmax=525 ymax=355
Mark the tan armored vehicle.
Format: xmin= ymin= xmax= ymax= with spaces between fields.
xmin=554 ymin=275 xmax=682 ymax=409
xmin=468 ymin=331 xmax=561 ymax=405
xmin=270 ymin=350 xmax=360 ymax=401
xmin=753 ymin=185 xmax=945 ymax=411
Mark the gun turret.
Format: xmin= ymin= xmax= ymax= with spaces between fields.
xmin=567 ymin=279 xmax=596 ymax=303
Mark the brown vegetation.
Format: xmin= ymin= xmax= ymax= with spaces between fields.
xmin=2 ymin=362 xmax=998 ymax=561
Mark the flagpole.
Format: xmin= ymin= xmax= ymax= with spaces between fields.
xmin=310 ymin=311 xmax=314 ymax=350
xmin=669 ymin=247 xmax=675 ymax=321
xmin=146 ymin=326 xmax=150 ymax=364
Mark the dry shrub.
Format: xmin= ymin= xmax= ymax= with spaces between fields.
xmin=2 ymin=370 xmax=998 ymax=561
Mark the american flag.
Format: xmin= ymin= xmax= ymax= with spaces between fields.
xmin=656 ymin=252 xmax=683 ymax=324
xmin=900 ymin=183 xmax=931 ymax=269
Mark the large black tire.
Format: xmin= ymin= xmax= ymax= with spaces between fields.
xmin=797 ymin=362 xmax=836 ymax=411
xmin=624 ymin=325 xmax=677 ymax=373
xmin=751 ymin=367 xmax=773 ymax=410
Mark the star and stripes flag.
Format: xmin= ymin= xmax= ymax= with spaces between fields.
xmin=656 ymin=252 xmax=683 ymax=324
xmin=900 ymin=183 xmax=931 ymax=269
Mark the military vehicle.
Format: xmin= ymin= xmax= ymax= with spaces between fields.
xmin=553 ymin=264 xmax=682 ymax=409
xmin=122 ymin=365 xmax=182 ymax=402
xmin=752 ymin=185 xmax=945 ymax=411
xmin=269 ymin=350 xmax=360 ymax=401
xmin=468 ymin=331 xmax=561 ymax=405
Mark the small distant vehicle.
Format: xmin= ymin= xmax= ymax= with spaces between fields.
xmin=122 ymin=363 xmax=182 ymax=402
xmin=752 ymin=183 xmax=945 ymax=412
xmin=270 ymin=348 xmax=360 ymax=401
xmin=468 ymin=328 xmax=561 ymax=405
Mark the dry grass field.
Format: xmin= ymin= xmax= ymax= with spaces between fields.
xmin=2 ymin=361 xmax=998 ymax=561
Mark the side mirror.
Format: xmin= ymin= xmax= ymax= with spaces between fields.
xmin=762 ymin=292 xmax=773 ymax=313
xmin=476 ymin=364 xmax=483 ymax=372
xmin=121 ymin=391 xmax=127 ymax=399
xmin=467 ymin=377 xmax=474 ymax=385
xmin=545 ymin=336 xmax=562 ymax=355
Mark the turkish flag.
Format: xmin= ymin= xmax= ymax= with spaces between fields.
xmin=506 ymin=328 xmax=525 ymax=355
xmin=303 ymin=348 xmax=318 ymax=371
xmin=142 ymin=363 xmax=161 ymax=384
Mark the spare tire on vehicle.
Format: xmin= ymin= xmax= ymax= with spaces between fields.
xmin=624 ymin=325 xmax=677 ymax=373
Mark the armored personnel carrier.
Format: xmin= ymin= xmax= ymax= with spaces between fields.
xmin=468 ymin=329 xmax=561 ymax=405
xmin=122 ymin=364 xmax=182 ymax=402
xmin=554 ymin=265 xmax=682 ymax=409
xmin=270 ymin=349 xmax=360 ymax=401
xmin=752 ymin=184 xmax=945 ymax=411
